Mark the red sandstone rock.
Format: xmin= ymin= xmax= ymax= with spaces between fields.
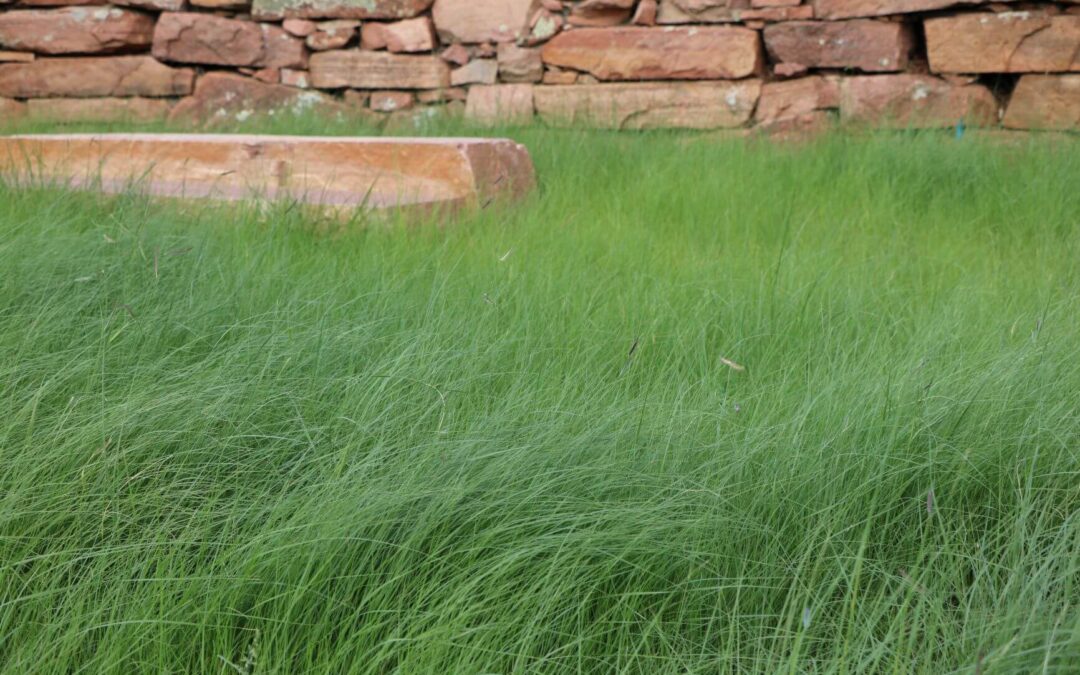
xmin=925 ymin=13 xmax=1080 ymax=73
xmin=432 ymin=0 xmax=534 ymax=43
xmin=440 ymin=43 xmax=470 ymax=66
xmin=280 ymin=68 xmax=310 ymax=87
xmin=0 ymin=7 xmax=155 ymax=55
xmin=309 ymin=50 xmax=450 ymax=89
xmin=774 ymin=62 xmax=808 ymax=78
xmin=451 ymin=58 xmax=498 ymax=85
xmin=0 ymin=56 xmax=194 ymax=98
xmin=812 ymin=0 xmax=1010 ymax=19
xmin=0 ymin=97 xmax=26 ymax=121
xmin=524 ymin=9 xmax=563 ymax=45
xmin=633 ymin=0 xmax=658 ymax=24
xmin=542 ymin=66 xmax=578 ymax=84
xmin=1003 ymin=74 xmax=1080 ymax=129
xmin=153 ymin=13 xmax=307 ymax=69
xmin=534 ymin=81 xmax=761 ymax=129
xmin=541 ymin=27 xmax=762 ymax=81
xmin=839 ymin=75 xmax=999 ymax=127
xmin=755 ymin=75 xmax=839 ymax=128
xmin=283 ymin=18 xmax=317 ymax=37
xmin=498 ymin=44 xmax=543 ymax=83
xmin=306 ymin=20 xmax=359 ymax=50
xmin=169 ymin=72 xmax=340 ymax=124
xmin=764 ymin=20 xmax=913 ymax=72
xmin=416 ymin=86 xmax=466 ymax=102
xmin=252 ymin=0 xmax=434 ymax=20
xmin=568 ymin=0 xmax=634 ymax=26
xmin=375 ymin=17 xmax=437 ymax=53
xmin=25 ymin=96 xmax=171 ymax=122
xmin=0 ymin=133 xmax=535 ymax=213
xmin=0 ymin=51 xmax=35 ymax=62
xmin=465 ymin=83 xmax=535 ymax=125
xmin=188 ymin=0 xmax=248 ymax=7
xmin=657 ymin=0 xmax=813 ymax=23
xmin=369 ymin=90 xmax=414 ymax=111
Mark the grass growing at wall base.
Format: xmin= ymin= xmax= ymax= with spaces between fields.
xmin=1 ymin=123 xmax=1079 ymax=673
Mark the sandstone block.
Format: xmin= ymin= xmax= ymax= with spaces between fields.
xmin=925 ymin=13 xmax=1080 ymax=73
xmin=309 ymin=50 xmax=449 ymax=89
xmin=764 ymin=20 xmax=913 ymax=72
xmin=369 ymin=90 xmax=414 ymax=111
xmin=306 ymin=20 xmax=359 ymax=51
xmin=451 ymin=59 xmax=498 ymax=86
xmin=465 ymin=83 xmax=535 ymax=125
xmin=432 ymin=0 xmax=534 ymax=43
xmin=0 ymin=51 xmax=35 ymax=62
xmin=755 ymin=75 xmax=840 ymax=127
xmin=0 ymin=97 xmax=26 ymax=121
xmin=253 ymin=0 xmax=433 ymax=20
xmin=497 ymin=44 xmax=543 ymax=83
xmin=25 ymin=97 xmax=171 ymax=123
xmin=153 ymin=13 xmax=307 ymax=69
xmin=534 ymin=81 xmax=761 ymax=129
xmin=839 ymin=74 xmax=998 ymax=127
xmin=812 ymin=0 xmax=1009 ymax=19
xmin=169 ymin=72 xmax=340 ymax=124
xmin=0 ymin=7 xmax=155 ymax=55
xmin=0 ymin=133 xmax=535 ymax=213
xmin=658 ymin=0 xmax=813 ymax=23
xmin=363 ymin=17 xmax=436 ymax=53
xmin=541 ymin=27 xmax=762 ymax=81
xmin=1003 ymin=75 xmax=1080 ymax=130
xmin=0 ymin=56 xmax=194 ymax=98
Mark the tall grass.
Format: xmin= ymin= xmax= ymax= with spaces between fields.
xmin=1 ymin=124 xmax=1079 ymax=673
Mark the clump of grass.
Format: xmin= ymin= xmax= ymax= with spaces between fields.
xmin=1 ymin=124 xmax=1078 ymax=673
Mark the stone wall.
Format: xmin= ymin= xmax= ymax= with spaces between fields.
xmin=0 ymin=0 xmax=1077 ymax=132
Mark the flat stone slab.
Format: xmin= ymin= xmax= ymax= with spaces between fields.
xmin=0 ymin=133 xmax=535 ymax=213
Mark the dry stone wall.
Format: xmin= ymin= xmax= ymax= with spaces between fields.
xmin=0 ymin=0 xmax=1077 ymax=132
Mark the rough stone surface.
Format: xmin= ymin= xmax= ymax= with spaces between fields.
xmin=253 ymin=0 xmax=433 ymax=20
xmin=541 ymin=27 xmax=762 ymax=81
xmin=0 ymin=7 xmax=155 ymax=55
xmin=1003 ymin=74 xmax=1080 ymax=129
xmin=755 ymin=75 xmax=839 ymax=127
xmin=658 ymin=0 xmax=812 ymax=23
xmin=498 ymin=44 xmax=543 ymax=83
xmin=451 ymin=58 xmax=498 ymax=85
xmin=534 ymin=81 xmax=761 ymax=129
xmin=310 ymin=50 xmax=450 ymax=89
xmin=113 ymin=0 xmax=184 ymax=9
xmin=839 ymin=74 xmax=998 ymax=127
xmin=764 ymin=20 xmax=913 ymax=72
xmin=153 ymin=13 xmax=306 ymax=69
xmin=812 ymin=0 xmax=1007 ymax=19
xmin=925 ymin=13 xmax=1080 ymax=73
xmin=0 ymin=133 xmax=535 ymax=213
xmin=369 ymin=89 xmax=414 ymax=111
xmin=366 ymin=17 xmax=436 ymax=52
xmin=306 ymin=20 xmax=358 ymax=50
xmin=0 ymin=50 xmax=34 ymax=62
xmin=432 ymin=0 xmax=534 ymax=44
xmin=0 ymin=56 xmax=194 ymax=98
xmin=465 ymin=83 xmax=534 ymax=125
xmin=0 ymin=96 xmax=25 ymax=120
xmin=169 ymin=72 xmax=341 ymax=124
xmin=26 ymin=96 xmax=172 ymax=122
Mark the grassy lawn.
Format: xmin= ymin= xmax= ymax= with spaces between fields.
xmin=1 ymin=123 xmax=1079 ymax=673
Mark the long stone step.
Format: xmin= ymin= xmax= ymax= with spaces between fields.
xmin=0 ymin=133 xmax=535 ymax=214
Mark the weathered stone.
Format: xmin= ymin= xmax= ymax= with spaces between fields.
xmin=169 ymin=72 xmax=340 ymax=124
xmin=633 ymin=0 xmax=658 ymax=24
xmin=0 ymin=134 xmax=535 ymax=213
xmin=465 ymin=83 xmax=535 ymax=125
xmin=383 ymin=101 xmax=464 ymax=132
xmin=307 ymin=20 xmax=359 ymax=50
xmin=281 ymin=68 xmax=311 ymax=88
xmin=112 ymin=0 xmax=183 ymax=9
xmin=839 ymin=75 xmax=998 ymax=127
xmin=0 ymin=97 xmax=26 ymax=121
xmin=568 ymin=0 xmax=633 ymax=26
xmin=432 ymin=0 xmax=534 ymax=43
xmin=440 ymin=43 xmax=470 ymax=66
xmin=774 ymin=62 xmax=808 ymax=78
xmin=526 ymin=9 xmax=563 ymax=44
xmin=416 ymin=86 xmax=466 ymax=102
xmin=542 ymin=66 xmax=578 ymax=84
xmin=251 ymin=67 xmax=281 ymax=84
xmin=367 ymin=17 xmax=437 ymax=53
xmin=0 ymin=51 xmax=34 ymax=63
xmin=283 ymin=18 xmax=318 ymax=37
xmin=253 ymin=0 xmax=433 ymax=20
xmin=309 ymin=50 xmax=450 ymax=89
xmin=534 ymin=81 xmax=761 ymax=129
xmin=25 ymin=97 xmax=172 ymax=123
xmin=1003 ymin=75 xmax=1080 ymax=130
xmin=812 ymin=0 xmax=1010 ymax=19
xmin=189 ymin=0 xmax=249 ymax=8
xmin=0 ymin=56 xmax=194 ymax=98
xmin=0 ymin=7 xmax=155 ymax=55
xmin=764 ymin=21 xmax=912 ymax=72
xmin=498 ymin=44 xmax=543 ymax=83
xmin=153 ymin=13 xmax=306 ymax=69
xmin=925 ymin=13 xmax=1080 ymax=73
xmin=451 ymin=58 xmax=498 ymax=85
xmin=541 ymin=27 xmax=762 ymax=81
xmin=756 ymin=75 xmax=839 ymax=128
xmin=369 ymin=90 xmax=414 ymax=111
xmin=658 ymin=0 xmax=812 ymax=23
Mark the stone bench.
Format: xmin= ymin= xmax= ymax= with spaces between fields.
xmin=0 ymin=133 xmax=535 ymax=214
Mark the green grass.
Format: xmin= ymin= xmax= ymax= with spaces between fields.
xmin=1 ymin=122 xmax=1079 ymax=674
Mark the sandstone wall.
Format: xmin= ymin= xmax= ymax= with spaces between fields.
xmin=0 ymin=0 xmax=1076 ymax=132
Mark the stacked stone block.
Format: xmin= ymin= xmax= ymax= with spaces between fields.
xmin=0 ymin=0 xmax=1075 ymax=131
